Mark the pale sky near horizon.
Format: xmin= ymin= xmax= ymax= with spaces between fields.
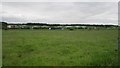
xmin=1 ymin=2 xmax=118 ymax=25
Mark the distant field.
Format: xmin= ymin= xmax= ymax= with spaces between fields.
xmin=2 ymin=29 xmax=118 ymax=66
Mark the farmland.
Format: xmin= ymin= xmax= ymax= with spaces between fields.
xmin=2 ymin=29 xmax=118 ymax=66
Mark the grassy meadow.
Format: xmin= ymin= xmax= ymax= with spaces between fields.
xmin=2 ymin=29 xmax=118 ymax=66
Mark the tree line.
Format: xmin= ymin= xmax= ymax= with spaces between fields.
xmin=1 ymin=22 xmax=118 ymax=30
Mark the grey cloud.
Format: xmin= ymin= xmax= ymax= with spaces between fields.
xmin=2 ymin=2 xmax=118 ymax=25
xmin=2 ymin=0 xmax=119 ymax=2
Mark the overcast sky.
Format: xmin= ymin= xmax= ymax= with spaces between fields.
xmin=1 ymin=0 xmax=119 ymax=2
xmin=1 ymin=2 xmax=118 ymax=25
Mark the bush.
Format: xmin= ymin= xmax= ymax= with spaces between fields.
xmin=33 ymin=27 xmax=40 ymax=29
xmin=21 ymin=27 xmax=30 ymax=29
xmin=69 ymin=28 xmax=74 ymax=31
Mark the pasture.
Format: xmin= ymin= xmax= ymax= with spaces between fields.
xmin=2 ymin=29 xmax=118 ymax=66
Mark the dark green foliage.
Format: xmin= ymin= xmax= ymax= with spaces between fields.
xmin=69 ymin=28 xmax=74 ymax=30
xmin=1 ymin=22 xmax=7 ymax=30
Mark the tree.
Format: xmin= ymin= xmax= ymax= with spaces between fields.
xmin=1 ymin=22 xmax=7 ymax=30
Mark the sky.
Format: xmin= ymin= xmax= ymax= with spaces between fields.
xmin=1 ymin=0 xmax=119 ymax=2
xmin=1 ymin=2 xmax=118 ymax=25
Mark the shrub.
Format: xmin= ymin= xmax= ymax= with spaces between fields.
xmin=69 ymin=28 xmax=74 ymax=31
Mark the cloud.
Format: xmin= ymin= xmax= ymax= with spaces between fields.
xmin=2 ymin=0 xmax=119 ymax=2
xmin=1 ymin=2 xmax=118 ymax=25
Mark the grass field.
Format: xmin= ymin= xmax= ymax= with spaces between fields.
xmin=2 ymin=29 xmax=118 ymax=66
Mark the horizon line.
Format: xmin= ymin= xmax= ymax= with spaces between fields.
xmin=1 ymin=21 xmax=118 ymax=25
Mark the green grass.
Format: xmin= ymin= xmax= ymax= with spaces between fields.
xmin=2 ymin=29 xmax=118 ymax=66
